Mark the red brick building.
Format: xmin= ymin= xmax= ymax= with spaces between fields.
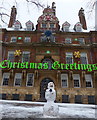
xmin=0 ymin=4 xmax=97 ymax=104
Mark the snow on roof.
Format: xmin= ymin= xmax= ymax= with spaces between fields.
xmin=5 ymin=26 xmax=90 ymax=33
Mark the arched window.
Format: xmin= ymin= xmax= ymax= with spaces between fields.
xmin=42 ymin=58 xmax=53 ymax=69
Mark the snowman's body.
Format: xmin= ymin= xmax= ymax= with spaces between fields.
xmin=43 ymin=82 xmax=59 ymax=118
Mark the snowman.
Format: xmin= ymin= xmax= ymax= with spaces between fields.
xmin=43 ymin=82 xmax=59 ymax=118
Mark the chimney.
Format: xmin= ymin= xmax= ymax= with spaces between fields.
xmin=8 ymin=6 xmax=17 ymax=28
xmin=95 ymin=0 xmax=97 ymax=31
xmin=78 ymin=8 xmax=87 ymax=30
xmin=52 ymin=2 xmax=56 ymax=15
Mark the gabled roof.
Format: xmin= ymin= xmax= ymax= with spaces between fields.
xmin=14 ymin=20 xmax=21 ymax=25
xmin=75 ymin=22 xmax=82 ymax=27
xmin=62 ymin=21 xmax=70 ymax=27
xmin=26 ymin=20 xmax=34 ymax=25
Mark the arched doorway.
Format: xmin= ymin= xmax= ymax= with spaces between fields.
xmin=40 ymin=78 xmax=54 ymax=101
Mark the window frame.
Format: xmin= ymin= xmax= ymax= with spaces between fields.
xmin=76 ymin=25 xmax=82 ymax=32
xmin=26 ymin=24 xmax=33 ymax=31
xmin=41 ymin=23 xmax=47 ymax=28
xmin=65 ymin=38 xmax=72 ymax=44
xmin=24 ymin=37 xmax=31 ymax=43
xmin=61 ymin=74 xmax=68 ymax=88
xmin=66 ymin=52 xmax=73 ymax=64
xmin=14 ymin=73 xmax=22 ymax=86
xmin=14 ymin=23 xmax=21 ymax=30
xmin=8 ymin=51 xmax=15 ymax=62
xmin=50 ymin=23 xmax=55 ymax=29
xmin=11 ymin=37 xmax=17 ymax=42
xmin=78 ymin=38 xmax=85 ymax=44
xmin=26 ymin=73 xmax=34 ymax=87
xmin=73 ymin=74 xmax=80 ymax=88
xmin=63 ymin=26 xmax=70 ymax=32
xmin=80 ymin=52 xmax=88 ymax=64
xmin=85 ymin=74 xmax=93 ymax=88
xmin=2 ymin=73 xmax=10 ymax=86
xmin=22 ymin=51 xmax=30 ymax=62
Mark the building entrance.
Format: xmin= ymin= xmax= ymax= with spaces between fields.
xmin=40 ymin=78 xmax=53 ymax=101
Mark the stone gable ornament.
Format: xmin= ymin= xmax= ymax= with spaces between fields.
xmin=43 ymin=82 xmax=59 ymax=118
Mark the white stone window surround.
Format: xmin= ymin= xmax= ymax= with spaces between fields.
xmin=8 ymin=51 xmax=15 ymax=62
xmin=61 ymin=74 xmax=68 ymax=88
xmin=22 ymin=51 xmax=30 ymax=62
xmin=41 ymin=23 xmax=47 ymax=28
xmin=85 ymin=74 xmax=93 ymax=88
xmin=24 ymin=37 xmax=31 ymax=42
xmin=62 ymin=21 xmax=70 ymax=32
xmin=73 ymin=74 xmax=80 ymax=88
xmin=76 ymin=26 xmax=82 ymax=32
xmin=78 ymin=38 xmax=85 ymax=44
xmin=26 ymin=73 xmax=34 ymax=87
xmin=26 ymin=23 xmax=33 ymax=30
xmin=66 ymin=52 xmax=73 ymax=64
xmin=63 ymin=26 xmax=70 ymax=32
xmin=2 ymin=73 xmax=10 ymax=86
xmin=49 ymin=23 xmax=56 ymax=28
xmin=80 ymin=52 xmax=88 ymax=64
xmin=14 ymin=73 xmax=22 ymax=86
xmin=11 ymin=37 xmax=17 ymax=42
xmin=14 ymin=23 xmax=21 ymax=30
xmin=65 ymin=38 xmax=72 ymax=44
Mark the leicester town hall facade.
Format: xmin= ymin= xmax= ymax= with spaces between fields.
xmin=0 ymin=3 xmax=97 ymax=104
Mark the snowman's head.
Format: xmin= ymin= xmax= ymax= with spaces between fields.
xmin=48 ymin=82 xmax=54 ymax=89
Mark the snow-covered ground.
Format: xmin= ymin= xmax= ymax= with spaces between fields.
xmin=0 ymin=100 xmax=96 ymax=119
